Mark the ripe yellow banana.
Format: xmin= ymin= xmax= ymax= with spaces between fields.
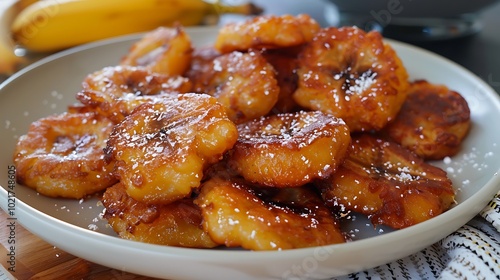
xmin=11 ymin=0 xmax=262 ymax=53
xmin=0 ymin=0 xmax=33 ymax=76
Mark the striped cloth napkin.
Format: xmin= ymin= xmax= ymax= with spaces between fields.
xmin=336 ymin=192 xmax=500 ymax=280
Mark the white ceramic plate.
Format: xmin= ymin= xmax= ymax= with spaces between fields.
xmin=1 ymin=26 xmax=500 ymax=279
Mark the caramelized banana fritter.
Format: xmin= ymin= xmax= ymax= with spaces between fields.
xmin=104 ymin=93 xmax=238 ymax=204
xmin=102 ymin=182 xmax=217 ymax=248
xmin=227 ymin=111 xmax=351 ymax=188
xmin=188 ymin=50 xmax=280 ymax=124
xmin=120 ymin=26 xmax=193 ymax=76
xmin=214 ymin=14 xmax=320 ymax=53
xmin=195 ymin=176 xmax=346 ymax=250
xmin=318 ymin=134 xmax=455 ymax=229
xmin=384 ymin=80 xmax=471 ymax=160
xmin=76 ymin=65 xmax=192 ymax=123
xmin=293 ymin=26 xmax=410 ymax=132
xmin=13 ymin=112 xmax=117 ymax=198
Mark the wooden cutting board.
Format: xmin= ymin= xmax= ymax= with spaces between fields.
xmin=0 ymin=210 xmax=157 ymax=279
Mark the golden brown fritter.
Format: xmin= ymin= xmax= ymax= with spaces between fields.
xmin=120 ymin=26 xmax=193 ymax=76
xmin=14 ymin=112 xmax=117 ymax=198
xmin=195 ymin=176 xmax=346 ymax=250
xmin=102 ymin=182 xmax=217 ymax=248
xmin=187 ymin=50 xmax=280 ymax=124
xmin=293 ymin=26 xmax=410 ymax=132
xmin=104 ymin=93 xmax=238 ymax=204
xmin=214 ymin=14 xmax=320 ymax=53
xmin=318 ymin=133 xmax=455 ymax=229
xmin=76 ymin=65 xmax=192 ymax=123
xmin=227 ymin=111 xmax=351 ymax=188
xmin=383 ymin=80 xmax=471 ymax=160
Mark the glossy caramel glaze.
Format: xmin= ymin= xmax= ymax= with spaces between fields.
xmin=318 ymin=133 xmax=455 ymax=229
xmin=214 ymin=14 xmax=320 ymax=53
xmin=195 ymin=176 xmax=346 ymax=250
xmin=228 ymin=110 xmax=351 ymax=187
xmin=76 ymin=65 xmax=192 ymax=123
xmin=187 ymin=50 xmax=280 ymax=124
xmin=293 ymin=26 xmax=410 ymax=132
xmin=102 ymin=182 xmax=217 ymax=248
xmin=13 ymin=112 xmax=117 ymax=198
xmin=120 ymin=26 xmax=193 ymax=76
xmin=383 ymin=80 xmax=471 ymax=160
xmin=104 ymin=93 xmax=238 ymax=204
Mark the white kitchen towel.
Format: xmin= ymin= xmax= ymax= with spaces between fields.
xmin=335 ymin=191 xmax=500 ymax=280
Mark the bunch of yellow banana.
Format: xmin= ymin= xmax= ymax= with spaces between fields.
xmin=11 ymin=0 xmax=261 ymax=53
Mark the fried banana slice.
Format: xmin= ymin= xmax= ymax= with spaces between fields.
xmin=105 ymin=93 xmax=238 ymax=204
xmin=227 ymin=111 xmax=351 ymax=188
xmin=13 ymin=112 xmax=117 ymax=199
xmin=195 ymin=176 xmax=346 ymax=250
xmin=76 ymin=65 xmax=192 ymax=123
xmin=102 ymin=182 xmax=217 ymax=248
xmin=383 ymin=80 xmax=471 ymax=160
xmin=187 ymin=46 xmax=300 ymax=115
xmin=214 ymin=14 xmax=320 ymax=53
xmin=293 ymin=26 xmax=409 ymax=132
xmin=318 ymin=133 xmax=455 ymax=229
xmin=120 ymin=26 xmax=193 ymax=76
xmin=188 ymin=50 xmax=280 ymax=124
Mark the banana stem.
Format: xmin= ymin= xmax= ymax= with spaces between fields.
xmin=209 ymin=1 xmax=263 ymax=16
